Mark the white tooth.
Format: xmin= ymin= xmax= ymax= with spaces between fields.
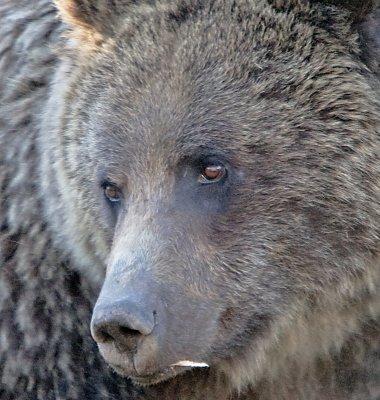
xmin=170 ymin=361 xmax=209 ymax=368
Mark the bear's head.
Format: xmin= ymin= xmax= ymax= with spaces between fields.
xmin=43 ymin=0 xmax=380 ymax=390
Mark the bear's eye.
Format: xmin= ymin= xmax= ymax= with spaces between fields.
xmin=198 ymin=164 xmax=227 ymax=183
xmin=103 ymin=183 xmax=122 ymax=202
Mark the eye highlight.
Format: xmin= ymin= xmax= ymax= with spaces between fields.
xmin=102 ymin=183 xmax=122 ymax=203
xmin=198 ymin=164 xmax=227 ymax=183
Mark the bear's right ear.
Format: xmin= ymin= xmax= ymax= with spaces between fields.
xmin=54 ymin=0 xmax=129 ymax=46
xmin=311 ymin=0 xmax=378 ymax=21
xmin=311 ymin=0 xmax=380 ymax=74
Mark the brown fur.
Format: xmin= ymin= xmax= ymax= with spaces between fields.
xmin=1 ymin=0 xmax=380 ymax=399
xmin=0 ymin=1 xmax=142 ymax=399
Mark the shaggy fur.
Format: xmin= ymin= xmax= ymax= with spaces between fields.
xmin=0 ymin=1 xmax=142 ymax=399
xmin=1 ymin=0 xmax=380 ymax=399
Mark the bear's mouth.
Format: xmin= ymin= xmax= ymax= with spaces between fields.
xmin=110 ymin=364 xmax=193 ymax=386
xmin=129 ymin=369 xmax=178 ymax=386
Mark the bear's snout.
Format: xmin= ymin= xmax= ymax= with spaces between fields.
xmin=90 ymin=259 xmax=218 ymax=383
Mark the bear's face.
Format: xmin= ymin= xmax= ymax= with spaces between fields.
xmin=48 ymin=0 xmax=380 ymax=389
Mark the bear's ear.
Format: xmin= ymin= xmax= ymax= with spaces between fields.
xmin=358 ymin=6 xmax=380 ymax=74
xmin=311 ymin=0 xmax=378 ymax=21
xmin=54 ymin=0 xmax=129 ymax=45
xmin=312 ymin=0 xmax=380 ymax=74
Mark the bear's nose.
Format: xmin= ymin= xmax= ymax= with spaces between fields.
xmin=91 ymin=300 xmax=155 ymax=352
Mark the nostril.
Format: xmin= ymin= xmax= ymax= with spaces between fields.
xmin=93 ymin=323 xmax=141 ymax=345
xmin=119 ymin=326 xmax=141 ymax=337
xmin=92 ymin=321 xmax=146 ymax=354
xmin=97 ymin=326 xmax=115 ymax=343
xmin=91 ymin=301 xmax=156 ymax=350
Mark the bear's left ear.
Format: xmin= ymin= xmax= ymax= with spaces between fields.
xmin=311 ymin=0 xmax=378 ymax=21
xmin=312 ymin=0 xmax=380 ymax=73
xmin=54 ymin=0 xmax=131 ymax=46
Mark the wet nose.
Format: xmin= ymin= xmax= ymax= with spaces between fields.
xmin=91 ymin=300 xmax=155 ymax=352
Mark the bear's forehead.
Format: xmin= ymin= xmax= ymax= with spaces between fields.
xmin=81 ymin=0 xmax=362 ymax=174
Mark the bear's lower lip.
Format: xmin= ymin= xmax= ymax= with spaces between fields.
xmin=111 ymin=364 xmax=192 ymax=386
xmin=130 ymin=368 xmax=182 ymax=386
xmin=130 ymin=372 xmax=175 ymax=386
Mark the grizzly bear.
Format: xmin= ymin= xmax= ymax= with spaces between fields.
xmin=1 ymin=0 xmax=380 ymax=399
